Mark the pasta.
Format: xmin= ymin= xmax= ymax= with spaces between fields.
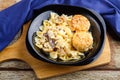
xmin=34 ymin=12 xmax=93 ymax=61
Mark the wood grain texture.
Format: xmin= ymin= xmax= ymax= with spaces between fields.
xmin=0 ymin=71 xmax=120 ymax=80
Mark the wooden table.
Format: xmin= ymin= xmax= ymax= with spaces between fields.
xmin=0 ymin=0 xmax=120 ymax=80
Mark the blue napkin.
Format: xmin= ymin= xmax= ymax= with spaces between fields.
xmin=0 ymin=0 xmax=120 ymax=51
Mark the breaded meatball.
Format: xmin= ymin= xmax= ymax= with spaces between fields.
xmin=71 ymin=15 xmax=90 ymax=32
xmin=72 ymin=32 xmax=93 ymax=52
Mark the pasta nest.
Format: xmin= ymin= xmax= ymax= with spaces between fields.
xmin=34 ymin=12 xmax=93 ymax=61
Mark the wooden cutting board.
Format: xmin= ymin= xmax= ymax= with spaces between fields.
xmin=0 ymin=22 xmax=110 ymax=79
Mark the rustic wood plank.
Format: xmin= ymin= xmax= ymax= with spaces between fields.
xmin=45 ymin=71 xmax=120 ymax=80
xmin=0 ymin=71 xmax=120 ymax=80
xmin=0 ymin=71 xmax=37 ymax=80
xmin=0 ymin=60 xmax=31 ymax=69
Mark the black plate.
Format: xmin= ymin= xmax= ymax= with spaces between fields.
xmin=26 ymin=4 xmax=106 ymax=66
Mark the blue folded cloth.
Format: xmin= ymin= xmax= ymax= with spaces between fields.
xmin=0 ymin=0 xmax=120 ymax=51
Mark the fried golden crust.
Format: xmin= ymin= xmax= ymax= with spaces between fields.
xmin=71 ymin=15 xmax=90 ymax=32
xmin=72 ymin=32 xmax=93 ymax=52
